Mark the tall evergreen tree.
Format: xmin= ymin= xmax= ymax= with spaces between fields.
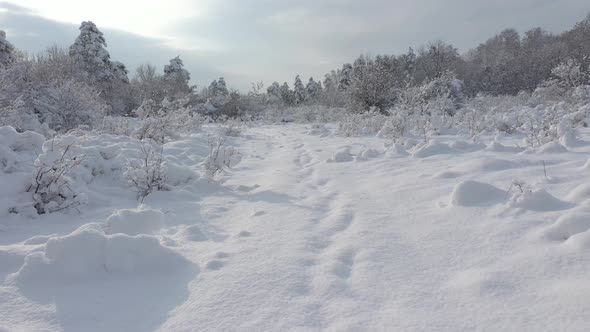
xmin=306 ymin=77 xmax=321 ymax=101
xmin=217 ymin=77 xmax=229 ymax=96
xmin=293 ymin=75 xmax=306 ymax=104
xmin=163 ymin=56 xmax=191 ymax=97
xmin=0 ymin=30 xmax=16 ymax=68
xmin=280 ymin=82 xmax=294 ymax=105
xmin=69 ymin=21 xmax=113 ymax=82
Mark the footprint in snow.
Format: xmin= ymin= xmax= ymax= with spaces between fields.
xmin=252 ymin=210 xmax=266 ymax=217
xmin=215 ymin=252 xmax=230 ymax=259
xmin=238 ymin=231 xmax=252 ymax=237
xmin=206 ymin=260 xmax=224 ymax=270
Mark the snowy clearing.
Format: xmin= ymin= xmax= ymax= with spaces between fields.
xmin=1 ymin=123 xmax=590 ymax=331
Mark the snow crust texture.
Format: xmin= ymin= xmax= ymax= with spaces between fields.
xmin=2 ymin=124 xmax=590 ymax=331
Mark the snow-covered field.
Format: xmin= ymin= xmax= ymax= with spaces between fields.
xmin=2 ymin=123 xmax=590 ymax=331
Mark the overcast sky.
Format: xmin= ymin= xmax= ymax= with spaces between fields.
xmin=1 ymin=0 xmax=589 ymax=90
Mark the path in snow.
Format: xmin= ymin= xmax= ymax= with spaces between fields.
xmin=159 ymin=125 xmax=590 ymax=331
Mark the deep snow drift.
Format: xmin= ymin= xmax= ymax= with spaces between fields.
xmin=2 ymin=124 xmax=590 ymax=331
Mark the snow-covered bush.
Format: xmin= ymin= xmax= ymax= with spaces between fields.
xmin=36 ymin=79 xmax=109 ymax=132
xmin=0 ymin=96 xmax=45 ymax=135
xmin=220 ymin=118 xmax=242 ymax=137
xmin=262 ymin=105 xmax=345 ymax=124
xmin=134 ymin=114 xmax=175 ymax=144
xmin=133 ymin=98 xmax=205 ymax=144
xmin=98 ymin=116 xmax=135 ymax=136
xmin=124 ymin=143 xmax=167 ymax=202
xmin=337 ymin=110 xmax=387 ymax=137
xmin=377 ymin=109 xmax=410 ymax=142
xmin=28 ymin=138 xmax=88 ymax=214
xmin=508 ymin=179 xmax=533 ymax=196
xmin=0 ymin=126 xmax=45 ymax=173
xmin=203 ymin=136 xmax=237 ymax=181
xmin=0 ymin=59 xmax=108 ymax=134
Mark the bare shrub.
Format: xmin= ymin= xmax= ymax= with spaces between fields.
xmin=28 ymin=141 xmax=87 ymax=214
xmin=124 ymin=143 xmax=167 ymax=203
xmin=203 ymin=136 xmax=236 ymax=181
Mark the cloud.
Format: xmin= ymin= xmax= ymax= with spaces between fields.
xmin=1 ymin=0 xmax=589 ymax=90
xmin=0 ymin=1 xmax=222 ymax=90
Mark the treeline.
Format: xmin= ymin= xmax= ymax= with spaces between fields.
xmin=268 ymin=13 xmax=590 ymax=111
xmin=1 ymin=14 xmax=590 ymax=134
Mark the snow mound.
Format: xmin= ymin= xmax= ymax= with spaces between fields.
xmin=16 ymin=225 xmax=189 ymax=283
xmin=165 ymin=162 xmax=198 ymax=186
xmin=566 ymin=183 xmax=590 ymax=203
xmin=385 ymin=143 xmax=409 ymax=158
xmin=541 ymin=212 xmax=590 ymax=242
xmin=328 ymin=148 xmax=354 ymax=163
xmin=509 ymin=189 xmax=572 ymax=211
xmin=581 ymin=158 xmax=590 ymax=171
xmin=360 ymin=149 xmax=381 ymax=159
xmin=559 ymin=131 xmax=584 ymax=148
xmin=356 ymin=148 xmax=381 ymax=161
xmin=537 ymin=142 xmax=568 ymax=154
xmin=104 ymin=206 xmax=164 ymax=236
xmin=0 ymin=126 xmax=45 ymax=173
xmin=449 ymin=180 xmax=506 ymax=207
xmin=177 ymin=225 xmax=208 ymax=242
xmin=0 ymin=127 xmax=47 ymax=216
xmin=485 ymin=141 xmax=523 ymax=153
xmin=449 ymin=140 xmax=485 ymax=152
xmin=456 ymin=157 xmax=519 ymax=173
xmin=412 ymin=141 xmax=455 ymax=158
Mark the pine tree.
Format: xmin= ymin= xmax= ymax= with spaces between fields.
xmin=217 ymin=77 xmax=229 ymax=96
xmin=293 ymin=75 xmax=306 ymax=104
xmin=305 ymin=77 xmax=321 ymax=101
xmin=402 ymin=47 xmax=416 ymax=83
xmin=208 ymin=80 xmax=219 ymax=97
xmin=69 ymin=21 xmax=113 ymax=82
xmin=163 ymin=56 xmax=191 ymax=97
xmin=110 ymin=61 xmax=129 ymax=83
xmin=338 ymin=63 xmax=353 ymax=91
xmin=267 ymin=81 xmax=281 ymax=99
xmin=0 ymin=30 xmax=16 ymax=68
xmin=164 ymin=56 xmax=190 ymax=83
xmin=280 ymin=82 xmax=294 ymax=105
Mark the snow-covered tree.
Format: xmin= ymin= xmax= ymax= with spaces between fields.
xmin=208 ymin=80 xmax=218 ymax=97
xmin=305 ymin=77 xmax=321 ymax=102
xmin=415 ymin=40 xmax=463 ymax=81
xmin=131 ymin=63 xmax=166 ymax=104
xmin=400 ymin=47 xmax=416 ymax=83
xmin=0 ymin=96 xmax=41 ymax=133
xmin=69 ymin=21 xmax=113 ymax=82
xmin=34 ymin=79 xmax=109 ymax=132
xmin=110 ymin=61 xmax=129 ymax=84
xmin=321 ymin=71 xmax=346 ymax=107
xmin=0 ymin=30 xmax=16 ymax=68
xmin=346 ymin=55 xmax=397 ymax=112
xmin=339 ymin=63 xmax=353 ymax=91
xmin=217 ymin=77 xmax=229 ymax=96
xmin=293 ymin=75 xmax=306 ymax=104
xmin=163 ymin=56 xmax=191 ymax=98
xmin=551 ymin=59 xmax=588 ymax=88
xmin=267 ymin=81 xmax=281 ymax=102
xmin=208 ymin=77 xmax=229 ymax=97
xmin=280 ymin=82 xmax=295 ymax=105
xmin=164 ymin=56 xmax=190 ymax=82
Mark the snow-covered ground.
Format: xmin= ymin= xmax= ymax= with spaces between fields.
xmin=2 ymin=124 xmax=590 ymax=331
